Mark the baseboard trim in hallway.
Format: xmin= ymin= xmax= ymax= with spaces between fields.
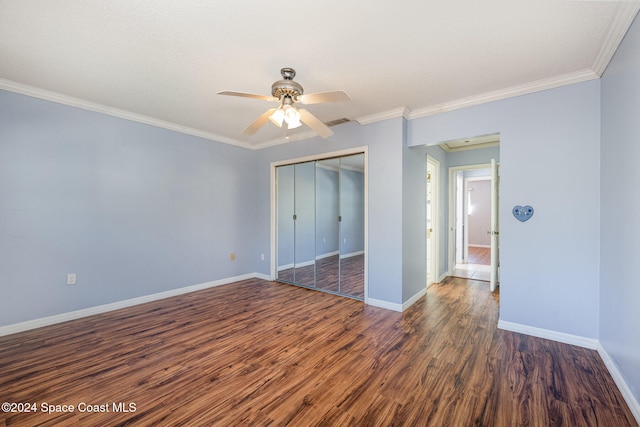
xmin=497 ymin=319 xmax=598 ymax=350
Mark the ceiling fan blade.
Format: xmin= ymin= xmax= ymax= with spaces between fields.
xmin=242 ymin=108 xmax=277 ymax=135
xmin=298 ymin=90 xmax=350 ymax=104
xmin=298 ymin=109 xmax=333 ymax=139
xmin=218 ymin=91 xmax=278 ymax=102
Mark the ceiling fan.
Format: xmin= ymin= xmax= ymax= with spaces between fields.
xmin=218 ymin=68 xmax=350 ymax=139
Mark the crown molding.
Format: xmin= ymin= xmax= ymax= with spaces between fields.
xmin=0 ymin=77 xmax=327 ymax=151
xmin=5 ymin=0 xmax=637 ymax=154
xmin=407 ymin=69 xmax=599 ymax=120
xmin=0 ymin=78 xmax=252 ymax=149
xmin=408 ymin=3 xmax=639 ymax=121
xmin=354 ymin=107 xmax=410 ymax=125
xmin=0 ymin=67 xmax=608 ymax=150
xmin=592 ymin=1 xmax=640 ymax=76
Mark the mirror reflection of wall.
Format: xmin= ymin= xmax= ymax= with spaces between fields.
xmin=339 ymin=154 xmax=365 ymax=299
xmin=276 ymin=153 xmax=365 ymax=300
xmin=293 ymin=162 xmax=316 ymax=288
xmin=276 ymin=165 xmax=295 ymax=282
xmin=316 ymin=158 xmax=340 ymax=293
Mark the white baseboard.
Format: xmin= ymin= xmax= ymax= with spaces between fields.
xmin=277 ymin=259 xmax=315 ymax=271
xmin=277 ymin=263 xmax=293 ymax=271
xmin=276 ymin=251 xmax=363 ymax=270
xmin=366 ymin=298 xmax=402 ymax=312
xmin=340 ymin=250 xmax=365 ymax=259
xmin=402 ymin=288 xmax=427 ymax=311
xmin=468 ymin=244 xmax=491 ymax=248
xmin=366 ymin=287 xmax=427 ymax=313
xmin=497 ymin=320 xmax=598 ymax=349
xmin=0 ymin=273 xmax=263 ymax=337
xmin=597 ymin=342 xmax=640 ymax=425
xmin=254 ymin=272 xmax=272 ymax=281
xmin=496 ymin=321 xmax=640 ymax=423
xmin=316 ymin=250 xmax=340 ymax=260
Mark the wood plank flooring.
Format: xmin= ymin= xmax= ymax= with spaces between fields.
xmin=468 ymin=246 xmax=491 ymax=265
xmin=0 ymin=278 xmax=636 ymax=426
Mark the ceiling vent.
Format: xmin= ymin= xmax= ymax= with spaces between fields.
xmin=324 ymin=118 xmax=351 ymax=127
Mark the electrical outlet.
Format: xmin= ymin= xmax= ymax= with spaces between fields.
xmin=230 ymin=252 xmax=236 ymax=261
xmin=260 ymin=253 xmax=265 ymax=261
xmin=66 ymin=273 xmax=77 ymax=285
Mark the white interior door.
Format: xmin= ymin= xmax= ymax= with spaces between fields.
xmin=426 ymin=156 xmax=439 ymax=287
xmin=455 ymin=172 xmax=464 ymax=265
xmin=490 ymin=159 xmax=500 ymax=292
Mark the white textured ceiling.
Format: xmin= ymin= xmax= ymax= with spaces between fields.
xmin=0 ymin=1 xmax=638 ymax=148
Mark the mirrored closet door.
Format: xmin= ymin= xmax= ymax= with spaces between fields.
xmin=276 ymin=153 xmax=365 ymax=300
xmin=276 ymin=161 xmax=316 ymax=288
xmin=338 ymin=154 xmax=365 ymax=299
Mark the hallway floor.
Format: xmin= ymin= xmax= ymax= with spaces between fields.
xmin=453 ymin=246 xmax=491 ymax=281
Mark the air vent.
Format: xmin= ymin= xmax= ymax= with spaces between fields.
xmin=324 ymin=118 xmax=351 ymax=127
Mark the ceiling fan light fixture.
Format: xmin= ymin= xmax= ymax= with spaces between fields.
xmin=221 ymin=68 xmax=347 ymax=138
xmin=286 ymin=117 xmax=302 ymax=129
xmin=269 ymin=108 xmax=285 ymax=127
xmin=284 ymin=105 xmax=301 ymax=129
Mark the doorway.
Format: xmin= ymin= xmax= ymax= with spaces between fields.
xmin=448 ymin=161 xmax=500 ymax=290
xmin=453 ymin=172 xmax=491 ymax=280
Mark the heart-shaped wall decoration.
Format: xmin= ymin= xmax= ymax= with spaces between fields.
xmin=512 ymin=205 xmax=534 ymax=222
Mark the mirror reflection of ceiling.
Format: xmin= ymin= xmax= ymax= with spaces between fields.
xmin=340 ymin=155 xmax=365 ymax=172
xmin=317 ymin=155 xmax=364 ymax=173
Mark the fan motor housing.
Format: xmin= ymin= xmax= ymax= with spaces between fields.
xmin=271 ymin=80 xmax=303 ymax=100
xmin=271 ymin=67 xmax=303 ymax=99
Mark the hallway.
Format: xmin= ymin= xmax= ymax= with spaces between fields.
xmin=453 ymin=246 xmax=491 ymax=281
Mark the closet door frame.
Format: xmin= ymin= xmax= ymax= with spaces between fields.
xmin=270 ymin=146 xmax=368 ymax=302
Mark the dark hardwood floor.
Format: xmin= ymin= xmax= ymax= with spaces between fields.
xmin=468 ymin=246 xmax=491 ymax=265
xmin=0 ymin=278 xmax=636 ymax=426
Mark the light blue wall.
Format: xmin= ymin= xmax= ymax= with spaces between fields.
xmin=409 ymin=80 xmax=601 ymax=339
xmin=402 ymin=136 xmax=427 ymax=301
xmin=365 ymin=119 xmax=404 ymax=304
xmin=448 ymin=147 xmax=500 ymax=168
xmin=0 ymin=89 xmax=257 ymax=326
xmin=600 ymin=14 xmax=640 ymax=405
